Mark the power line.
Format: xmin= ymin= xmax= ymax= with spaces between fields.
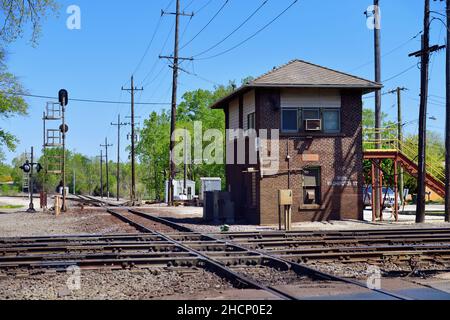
xmin=1 ymin=91 xmax=170 ymax=105
xmin=350 ymin=31 xmax=423 ymax=72
xmin=196 ymin=0 xmax=215 ymax=14
xmin=382 ymin=64 xmax=418 ymax=83
xmin=196 ymin=0 xmax=299 ymax=61
xmin=132 ymin=16 xmax=164 ymax=76
xmin=139 ymin=20 xmax=176 ymax=87
xmin=194 ymin=0 xmax=269 ymax=57
xmin=179 ymin=0 xmax=231 ymax=51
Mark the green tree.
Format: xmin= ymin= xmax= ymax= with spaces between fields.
xmin=1 ymin=1 xmax=58 ymax=156
xmin=136 ymin=82 xmax=235 ymax=200
xmin=0 ymin=49 xmax=27 ymax=155
xmin=0 ymin=0 xmax=58 ymax=45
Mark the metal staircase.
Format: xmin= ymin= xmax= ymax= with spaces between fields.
xmin=363 ymin=128 xmax=445 ymax=198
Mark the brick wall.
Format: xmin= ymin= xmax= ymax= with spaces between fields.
xmin=225 ymin=88 xmax=364 ymax=225
xmin=257 ymin=88 xmax=364 ymax=224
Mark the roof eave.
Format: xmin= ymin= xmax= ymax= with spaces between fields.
xmin=210 ymin=83 xmax=383 ymax=109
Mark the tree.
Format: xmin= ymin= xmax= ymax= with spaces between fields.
xmin=0 ymin=0 xmax=59 ymax=45
xmin=136 ymin=82 xmax=235 ymax=200
xmin=0 ymin=49 xmax=27 ymax=155
xmin=1 ymin=1 xmax=58 ymax=156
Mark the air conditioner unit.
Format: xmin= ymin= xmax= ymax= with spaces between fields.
xmin=305 ymin=119 xmax=322 ymax=131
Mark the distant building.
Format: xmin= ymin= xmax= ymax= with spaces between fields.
xmin=210 ymin=59 xmax=381 ymax=224
xmin=165 ymin=180 xmax=196 ymax=203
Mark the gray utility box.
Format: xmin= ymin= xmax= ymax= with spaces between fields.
xmin=203 ymin=191 xmax=235 ymax=224
xmin=200 ymin=178 xmax=222 ymax=203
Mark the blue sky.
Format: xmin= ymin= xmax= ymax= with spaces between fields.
xmin=2 ymin=0 xmax=448 ymax=164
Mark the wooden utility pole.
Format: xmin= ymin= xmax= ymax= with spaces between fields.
xmin=160 ymin=0 xmax=194 ymax=206
xmin=122 ymin=76 xmax=143 ymax=204
xmin=101 ymin=138 xmax=113 ymax=199
xmin=372 ymin=0 xmax=382 ymax=219
xmin=416 ymin=0 xmax=431 ymax=223
xmin=446 ymin=0 xmax=450 ymax=223
xmin=98 ymin=150 xmax=104 ymax=198
xmin=111 ymin=115 xmax=128 ymax=202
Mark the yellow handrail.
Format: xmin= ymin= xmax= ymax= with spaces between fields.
xmin=363 ymin=128 xmax=445 ymax=186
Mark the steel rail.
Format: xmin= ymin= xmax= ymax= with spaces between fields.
xmin=128 ymin=209 xmax=411 ymax=300
xmin=210 ymin=228 xmax=450 ymax=239
xmin=107 ymin=209 xmax=298 ymax=301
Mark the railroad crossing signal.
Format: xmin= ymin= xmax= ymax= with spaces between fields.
xmin=20 ymin=161 xmax=43 ymax=174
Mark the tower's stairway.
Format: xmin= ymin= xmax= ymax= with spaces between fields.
xmin=363 ymin=128 xmax=445 ymax=198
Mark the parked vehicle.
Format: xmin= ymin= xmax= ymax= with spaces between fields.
xmin=363 ymin=186 xmax=402 ymax=209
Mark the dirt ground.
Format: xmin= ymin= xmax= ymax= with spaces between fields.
xmin=0 ymin=208 xmax=136 ymax=237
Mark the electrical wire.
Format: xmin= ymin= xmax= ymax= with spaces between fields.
xmin=179 ymin=0 xmax=231 ymax=51
xmin=132 ymin=17 xmax=164 ymax=76
xmin=1 ymin=92 xmax=170 ymax=105
xmin=193 ymin=0 xmax=269 ymax=58
xmin=196 ymin=0 xmax=216 ymax=14
xmin=196 ymin=0 xmax=299 ymax=61
xmin=350 ymin=31 xmax=423 ymax=72
xmin=382 ymin=64 xmax=418 ymax=83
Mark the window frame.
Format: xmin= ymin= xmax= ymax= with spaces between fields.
xmin=280 ymin=107 xmax=342 ymax=134
xmin=281 ymin=108 xmax=299 ymax=133
xmin=302 ymin=167 xmax=322 ymax=206
xmin=247 ymin=112 xmax=256 ymax=130
xmin=322 ymin=108 xmax=341 ymax=134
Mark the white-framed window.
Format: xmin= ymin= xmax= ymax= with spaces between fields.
xmin=281 ymin=108 xmax=299 ymax=132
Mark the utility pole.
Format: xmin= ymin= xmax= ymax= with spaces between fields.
xmin=122 ymin=76 xmax=143 ymax=204
xmin=111 ymin=115 xmax=128 ymax=202
xmin=101 ymin=138 xmax=113 ymax=199
xmin=73 ymin=168 xmax=76 ymax=196
xmin=184 ymin=129 xmax=188 ymax=195
xmin=408 ymin=1 xmax=446 ymax=223
xmin=160 ymin=0 xmax=194 ymax=205
xmin=446 ymin=0 xmax=450 ymax=223
xmin=416 ymin=0 xmax=430 ymax=223
xmin=365 ymin=0 xmax=383 ymax=219
xmin=98 ymin=151 xmax=104 ymax=199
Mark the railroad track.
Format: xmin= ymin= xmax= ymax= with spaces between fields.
xmin=74 ymin=195 xmax=128 ymax=207
xmin=105 ymin=208 xmax=414 ymax=300
xmin=2 ymin=200 xmax=449 ymax=299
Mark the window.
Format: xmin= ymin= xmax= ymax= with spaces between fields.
xmin=303 ymin=109 xmax=320 ymax=121
xmin=247 ymin=112 xmax=256 ymax=130
xmin=281 ymin=108 xmax=298 ymax=132
xmin=323 ymin=109 xmax=341 ymax=133
xmin=303 ymin=167 xmax=321 ymax=205
xmin=280 ymin=107 xmax=341 ymax=134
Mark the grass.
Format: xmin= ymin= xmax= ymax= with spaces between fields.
xmin=0 ymin=205 xmax=24 ymax=209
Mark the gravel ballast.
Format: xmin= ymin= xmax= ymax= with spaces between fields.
xmin=0 ymin=268 xmax=233 ymax=300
